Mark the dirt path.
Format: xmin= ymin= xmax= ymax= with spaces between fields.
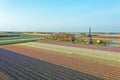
xmin=1 ymin=45 xmax=120 ymax=79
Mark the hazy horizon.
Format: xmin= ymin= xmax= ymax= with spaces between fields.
xmin=0 ymin=0 xmax=120 ymax=32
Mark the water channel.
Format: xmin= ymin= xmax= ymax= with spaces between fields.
xmin=0 ymin=38 xmax=40 ymax=42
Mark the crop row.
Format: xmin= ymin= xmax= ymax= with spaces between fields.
xmin=41 ymin=42 xmax=120 ymax=53
xmin=1 ymin=44 xmax=120 ymax=79
xmin=18 ymin=42 xmax=120 ymax=66
xmin=0 ymin=48 xmax=102 ymax=80
xmin=0 ymin=71 xmax=9 ymax=80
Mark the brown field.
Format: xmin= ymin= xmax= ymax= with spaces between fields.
xmin=93 ymin=36 xmax=120 ymax=40
xmin=1 ymin=45 xmax=120 ymax=80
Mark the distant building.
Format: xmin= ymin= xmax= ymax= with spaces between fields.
xmin=49 ymin=33 xmax=75 ymax=42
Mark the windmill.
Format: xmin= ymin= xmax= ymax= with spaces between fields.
xmin=87 ymin=27 xmax=92 ymax=45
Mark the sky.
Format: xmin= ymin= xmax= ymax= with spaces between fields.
xmin=0 ymin=0 xmax=120 ymax=32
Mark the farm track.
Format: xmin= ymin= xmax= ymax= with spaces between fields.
xmin=40 ymin=42 xmax=120 ymax=53
xmin=1 ymin=45 xmax=120 ymax=79
xmin=0 ymin=48 xmax=103 ymax=80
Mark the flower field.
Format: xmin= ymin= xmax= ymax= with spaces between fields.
xmin=0 ymin=42 xmax=120 ymax=79
xmin=0 ymin=71 xmax=9 ymax=80
xmin=18 ymin=42 xmax=120 ymax=66
xmin=40 ymin=42 xmax=120 ymax=53
xmin=0 ymin=48 xmax=102 ymax=80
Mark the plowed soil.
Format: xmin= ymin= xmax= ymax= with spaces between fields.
xmin=1 ymin=45 xmax=120 ymax=79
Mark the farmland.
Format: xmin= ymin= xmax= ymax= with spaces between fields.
xmin=0 ymin=48 xmax=102 ymax=80
xmin=0 ymin=71 xmax=9 ymax=80
xmin=40 ymin=41 xmax=120 ymax=53
xmin=18 ymin=42 xmax=120 ymax=66
xmin=0 ymin=41 xmax=120 ymax=80
xmin=1 ymin=0 xmax=120 ymax=79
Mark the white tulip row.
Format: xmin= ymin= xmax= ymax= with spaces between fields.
xmin=18 ymin=42 xmax=120 ymax=64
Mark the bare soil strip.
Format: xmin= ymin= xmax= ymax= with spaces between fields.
xmin=40 ymin=42 xmax=120 ymax=53
xmin=1 ymin=45 xmax=120 ymax=79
